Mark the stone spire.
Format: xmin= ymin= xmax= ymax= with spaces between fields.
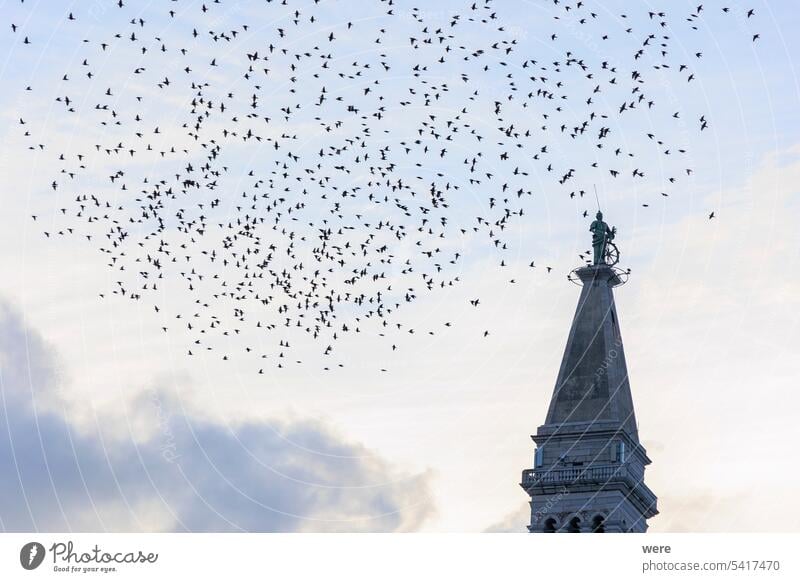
xmin=545 ymin=265 xmax=638 ymax=440
xmin=520 ymin=242 xmax=657 ymax=533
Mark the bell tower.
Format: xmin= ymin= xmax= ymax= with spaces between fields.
xmin=520 ymin=220 xmax=657 ymax=533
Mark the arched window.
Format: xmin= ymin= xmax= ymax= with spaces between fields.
xmin=543 ymin=518 xmax=557 ymax=533
xmin=592 ymin=515 xmax=605 ymax=533
xmin=566 ymin=516 xmax=581 ymax=533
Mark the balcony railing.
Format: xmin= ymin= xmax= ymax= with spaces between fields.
xmin=521 ymin=464 xmax=624 ymax=487
xmin=521 ymin=464 xmax=658 ymax=512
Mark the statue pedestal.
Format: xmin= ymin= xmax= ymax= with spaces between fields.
xmin=574 ymin=264 xmax=623 ymax=288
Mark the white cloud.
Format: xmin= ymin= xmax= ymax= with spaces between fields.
xmin=0 ymin=299 xmax=434 ymax=532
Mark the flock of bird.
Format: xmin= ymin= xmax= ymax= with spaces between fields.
xmin=12 ymin=1 xmax=760 ymax=372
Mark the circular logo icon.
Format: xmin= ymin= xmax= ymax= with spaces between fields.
xmin=20 ymin=542 xmax=46 ymax=570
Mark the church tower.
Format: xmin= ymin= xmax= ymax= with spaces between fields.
xmin=521 ymin=215 xmax=657 ymax=532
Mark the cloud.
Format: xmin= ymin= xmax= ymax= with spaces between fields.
xmin=0 ymin=300 xmax=434 ymax=532
xmin=654 ymin=492 xmax=737 ymax=533
xmin=483 ymin=503 xmax=529 ymax=533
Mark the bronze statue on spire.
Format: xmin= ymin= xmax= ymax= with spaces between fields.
xmin=589 ymin=211 xmax=618 ymax=266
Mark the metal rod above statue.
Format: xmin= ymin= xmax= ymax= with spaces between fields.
xmin=589 ymin=211 xmax=620 ymax=267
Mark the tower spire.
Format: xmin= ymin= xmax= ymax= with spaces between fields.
xmin=520 ymin=220 xmax=657 ymax=533
xmin=544 ymin=266 xmax=638 ymax=439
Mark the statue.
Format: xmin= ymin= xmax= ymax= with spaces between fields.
xmin=590 ymin=211 xmax=616 ymax=266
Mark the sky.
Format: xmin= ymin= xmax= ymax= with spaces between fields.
xmin=0 ymin=0 xmax=799 ymax=532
